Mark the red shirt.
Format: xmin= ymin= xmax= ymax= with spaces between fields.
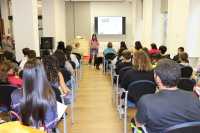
xmin=7 ymin=74 xmax=23 ymax=88
xmin=148 ymin=49 xmax=160 ymax=55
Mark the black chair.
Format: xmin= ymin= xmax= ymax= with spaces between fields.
xmin=119 ymin=66 xmax=133 ymax=84
xmin=104 ymin=53 xmax=116 ymax=72
xmin=72 ymin=53 xmax=82 ymax=63
xmin=127 ymin=80 xmax=156 ymax=103
xmin=178 ymin=66 xmax=196 ymax=91
xmin=60 ymin=67 xmax=72 ymax=82
xmin=0 ymin=85 xmax=18 ymax=111
xmin=165 ymin=121 xmax=200 ymax=133
xmin=181 ymin=66 xmax=193 ymax=78
xmin=51 ymin=86 xmax=62 ymax=103
xmin=177 ymin=78 xmax=196 ymax=91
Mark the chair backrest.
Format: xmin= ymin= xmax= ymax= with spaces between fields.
xmin=164 ymin=121 xmax=200 ymax=133
xmin=104 ymin=53 xmax=116 ymax=60
xmin=119 ymin=66 xmax=133 ymax=83
xmin=127 ymin=80 xmax=156 ymax=103
xmin=0 ymin=85 xmax=17 ymax=111
xmin=51 ymin=86 xmax=62 ymax=103
xmin=60 ymin=67 xmax=71 ymax=82
xmin=72 ymin=53 xmax=81 ymax=62
xmin=177 ymin=78 xmax=196 ymax=91
xmin=181 ymin=66 xmax=193 ymax=78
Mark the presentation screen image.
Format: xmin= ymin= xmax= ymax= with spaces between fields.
xmin=95 ymin=16 xmax=126 ymax=35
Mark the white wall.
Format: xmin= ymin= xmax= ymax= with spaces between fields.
xmin=152 ymin=0 xmax=165 ymax=46
xmin=133 ymin=0 xmax=143 ymax=42
xmin=55 ymin=0 xmax=66 ymax=44
xmin=42 ymin=0 xmax=66 ymax=48
xmin=167 ymin=0 xmax=190 ymax=55
xmin=141 ymin=0 xmax=153 ymax=47
xmin=90 ymin=1 xmax=133 ymax=49
xmin=12 ymin=0 xmax=40 ymax=60
xmin=65 ymin=1 xmax=133 ymax=54
xmin=187 ymin=0 xmax=200 ymax=57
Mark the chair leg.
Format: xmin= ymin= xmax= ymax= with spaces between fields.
xmin=124 ymin=91 xmax=128 ymax=133
xmin=71 ymin=102 xmax=74 ymax=124
xmin=63 ymin=112 xmax=67 ymax=133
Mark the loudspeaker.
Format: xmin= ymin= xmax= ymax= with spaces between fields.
xmin=94 ymin=17 xmax=98 ymax=34
xmin=122 ymin=17 xmax=126 ymax=35
xmin=40 ymin=37 xmax=54 ymax=49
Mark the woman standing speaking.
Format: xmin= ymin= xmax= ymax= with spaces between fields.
xmin=89 ymin=34 xmax=99 ymax=65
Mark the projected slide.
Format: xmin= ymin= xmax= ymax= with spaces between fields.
xmin=98 ymin=17 xmax=123 ymax=35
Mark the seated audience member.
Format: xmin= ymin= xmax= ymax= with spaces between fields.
xmin=115 ymin=50 xmax=132 ymax=75
xmin=72 ymin=42 xmax=83 ymax=56
xmin=173 ymin=47 xmax=184 ymax=63
xmin=57 ymin=41 xmax=66 ymax=52
xmin=0 ymin=60 xmax=22 ymax=88
xmin=11 ymin=59 xmax=57 ymax=131
xmin=19 ymin=48 xmax=30 ymax=70
xmin=117 ymin=41 xmax=128 ymax=58
xmin=159 ymin=45 xmax=170 ymax=59
xmin=53 ymin=49 xmax=74 ymax=77
xmin=142 ymin=47 xmax=148 ymax=54
xmin=103 ymin=42 xmax=117 ymax=56
xmin=134 ymin=41 xmax=143 ymax=52
xmin=148 ymin=43 xmax=160 ymax=55
xmin=111 ymin=41 xmax=128 ymax=70
xmin=43 ymin=55 xmax=70 ymax=96
xmin=135 ymin=59 xmax=200 ymax=133
xmin=177 ymin=66 xmax=196 ymax=91
xmin=179 ymin=52 xmax=190 ymax=66
xmin=120 ymin=50 xmax=154 ymax=91
xmin=66 ymin=45 xmax=80 ymax=69
xmin=3 ymin=50 xmax=19 ymax=66
xmin=27 ymin=50 xmax=36 ymax=60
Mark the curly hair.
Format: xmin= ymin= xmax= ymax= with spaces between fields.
xmin=134 ymin=50 xmax=152 ymax=71
xmin=42 ymin=55 xmax=59 ymax=83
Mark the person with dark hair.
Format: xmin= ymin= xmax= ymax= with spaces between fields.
xmin=135 ymin=59 xmax=200 ymax=133
xmin=65 ymin=45 xmax=79 ymax=69
xmin=115 ymin=50 xmax=132 ymax=74
xmin=53 ymin=49 xmax=74 ymax=75
xmin=27 ymin=50 xmax=36 ymax=60
xmin=3 ymin=50 xmax=19 ymax=66
xmin=19 ymin=48 xmax=30 ymax=70
xmin=89 ymin=34 xmax=100 ymax=65
xmin=134 ymin=41 xmax=143 ymax=51
xmin=111 ymin=41 xmax=128 ymax=70
xmin=57 ymin=41 xmax=65 ymax=52
xmin=11 ymin=59 xmax=57 ymax=131
xmin=121 ymin=50 xmax=154 ymax=90
xmin=179 ymin=52 xmax=189 ymax=66
xmin=43 ymin=56 xmax=71 ymax=103
xmin=159 ymin=45 xmax=170 ymax=59
xmin=148 ymin=43 xmax=160 ymax=55
xmin=173 ymin=47 xmax=184 ymax=62
xmin=118 ymin=41 xmax=127 ymax=56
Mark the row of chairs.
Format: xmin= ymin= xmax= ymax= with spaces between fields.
xmin=109 ymin=64 xmax=200 ymax=133
xmin=0 ymin=62 xmax=82 ymax=133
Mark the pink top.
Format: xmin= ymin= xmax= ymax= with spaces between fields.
xmin=7 ymin=74 xmax=23 ymax=88
xmin=90 ymin=40 xmax=99 ymax=49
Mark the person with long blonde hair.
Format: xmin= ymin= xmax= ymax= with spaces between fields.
xmin=120 ymin=50 xmax=154 ymax=91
